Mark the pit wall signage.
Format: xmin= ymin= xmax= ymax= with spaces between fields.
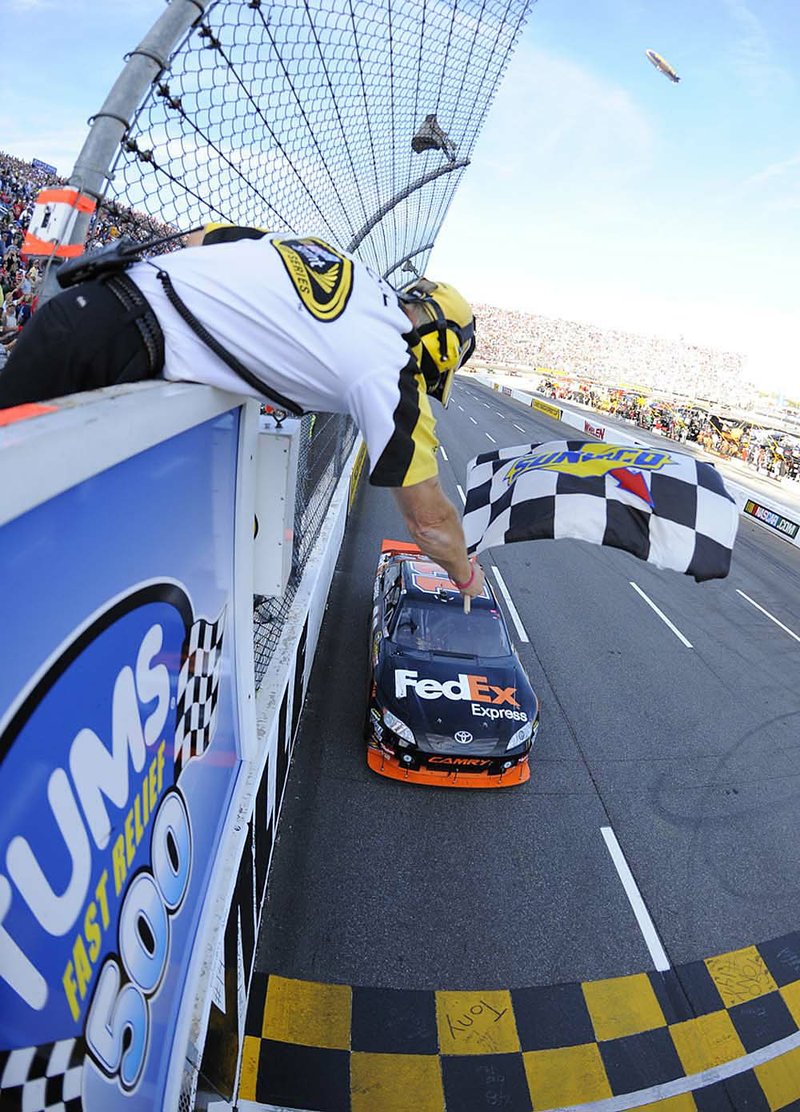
xmin=584 ymin=419 xmax=605 ymax=439
xmin=348 ymin=442 xmax=368 ymax=510
xmin=743 ymin=499 xmax=799 ymax=540
xmin=532 ymin=398 xmax=561 ymax=421
xmin=0 ymin=414 xmax=243 ymax=1110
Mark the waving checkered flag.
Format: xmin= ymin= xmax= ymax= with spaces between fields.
xmin=463 ymin=441 xmax=738 ymax=581
xmin=174 ymin=609 xmax=226 ymax=775
xmin=0 ymin=1038 xmax=83 ymax=1111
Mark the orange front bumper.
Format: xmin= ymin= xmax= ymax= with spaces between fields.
xmin=367 ymin=747 xmax=530 ymax=789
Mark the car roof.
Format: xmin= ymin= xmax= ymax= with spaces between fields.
xmin=388 ymin=554 xmax=497 ymax=612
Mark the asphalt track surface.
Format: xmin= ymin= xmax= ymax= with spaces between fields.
xmin=249 ymin=378 xmax=800 ymax=1107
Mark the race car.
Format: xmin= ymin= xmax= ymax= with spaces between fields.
xmin=366 ymin=540 xmax=540 ymax=787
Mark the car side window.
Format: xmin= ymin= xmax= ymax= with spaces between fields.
xmin=382 ymin=566 xmax=402 ymax=631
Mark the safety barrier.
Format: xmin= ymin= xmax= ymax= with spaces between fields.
xmin=0 ymin=385 xmax=365 ymax=1110
xmin=483 ymin=376 xmax=800 ymax=552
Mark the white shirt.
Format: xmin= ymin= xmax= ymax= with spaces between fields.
xmin=129 ymin=233 xmax=438 ymax=487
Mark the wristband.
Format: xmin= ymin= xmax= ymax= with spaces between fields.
xmin=453 ymin=564 xmax=476 ymax=590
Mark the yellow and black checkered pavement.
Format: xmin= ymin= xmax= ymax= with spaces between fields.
xmin=239 ymin=932 xmax=800 ymax=1111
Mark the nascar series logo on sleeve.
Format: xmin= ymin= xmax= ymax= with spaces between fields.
xmin=272 ymin=236 xmax=354 ymax=321
xmin=0 ymin=581 xmax=225 ymax=1107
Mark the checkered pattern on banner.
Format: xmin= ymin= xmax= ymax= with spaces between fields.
xmin=174 ymin=610 xmax=226 ymax=774
xmin=463 ymin=441 xmax=739 ymax=581
xmin=0 ymin=1038 xmax=83 ymax=1111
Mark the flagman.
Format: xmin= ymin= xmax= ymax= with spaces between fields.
xmin=0 ymin=225 xmax=485 ymax=600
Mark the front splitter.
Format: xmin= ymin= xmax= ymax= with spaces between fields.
xmin=367 ymin=747 xmax=530 ymax=788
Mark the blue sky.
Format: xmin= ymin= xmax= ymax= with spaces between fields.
xmin=1 ymin=0 xmax=798 ymax=394
xmin=431 ymin=0 xmax=800 ymax=396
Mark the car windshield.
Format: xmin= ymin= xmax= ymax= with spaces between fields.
xmin=391 ymin=601 xmax=511 ymax=656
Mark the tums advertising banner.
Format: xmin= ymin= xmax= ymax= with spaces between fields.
xmin=0 ymin=410 xmax=245 ymax=1110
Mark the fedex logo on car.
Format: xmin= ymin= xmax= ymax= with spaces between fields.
xmin=394 ymin=670 xmax=519 ymax=707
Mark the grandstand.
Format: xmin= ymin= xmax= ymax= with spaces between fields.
xmin=472 ymin=301 xmax=757 ymax=409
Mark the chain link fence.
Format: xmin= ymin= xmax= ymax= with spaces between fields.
xmin=5 ymin=5 xmax=539 ymax=1108
xmin=103 ymin=0 xmax=533 ymax=279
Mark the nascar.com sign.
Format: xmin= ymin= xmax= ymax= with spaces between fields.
xmin=743 ymin=499 xmax=799 ymax=541
xmin=0 ymin=409 xmax=245 ymax=1109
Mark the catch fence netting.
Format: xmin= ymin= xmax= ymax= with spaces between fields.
xmin=102 ymin=0 xmax=533 ymax=279
xmin=90 ymin=0 xmax=534 ymax=679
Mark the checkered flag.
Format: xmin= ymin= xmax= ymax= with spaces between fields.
xmin=174 ymin=609 xmax=226 ymax=775
xmin=463 ymin=441 xmax=738 ymax=581
xmin=0 ymin=1037 xmax=83 ymax=1111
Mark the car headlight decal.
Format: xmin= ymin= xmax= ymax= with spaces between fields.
xmin=506 ymin=717 xmax=536 ymax=751
xmin=382 ymin=707 xmax=415 ymax=744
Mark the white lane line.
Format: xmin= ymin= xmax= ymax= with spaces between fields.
xmin=456 ymin=484 xmax=466 ymax=504
xmin=469 ymin=416 xmax=477 ymax=424
xmin=489 ymin=565 xmax=529 ymax=643
xmin=485 ymin=433 xmax=496 ymax=443
xmin=557 ymin=1030 xmax=800 ymax=1112
xmin=513 ymin=423 xmax=525 ymax=433
xmin=601 ymin=826 xmax=670 ymax=972
xmin=482 ymin=402 xmax=491 ymax=408
xmin=629 ymin=581 xmax=692 ymax=648
xmin=495 ymin=411 xmax=505 ymax=418
xmin=439 ymin=446 xmax=448 ymax=461
xmin=457 ymin=404 xmax=463 ymax=411
xmin=736 ymin=589 xmax=800 ymax=642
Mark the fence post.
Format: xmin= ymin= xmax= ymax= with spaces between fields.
xmin=24 ymin=0 xmax=211 ymax=305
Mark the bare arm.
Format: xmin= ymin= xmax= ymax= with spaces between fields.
xmin=392 ymin=476 xmax=485 ymax=598
xmin=183 ymin=228 xmax=207 ymax=248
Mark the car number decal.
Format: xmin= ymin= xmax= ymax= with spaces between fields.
xmin=407 ymin=561 xmax=491 ymax=598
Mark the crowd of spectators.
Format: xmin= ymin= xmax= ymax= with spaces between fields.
xmin=472 ymin=302 xmax=800 ymax=484
xmin=535 ymin=378 xmax=800 ymax=484
xmin=1 ymin=151 xmax=177 ymax=365
xmin=473 ymin=302 xmax=756 ymax=410
xmin=0 ymin=153 xmax=44 ymax=347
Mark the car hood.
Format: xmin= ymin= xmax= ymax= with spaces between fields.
xmin=376 ymin=649 xmax=537 ymax=755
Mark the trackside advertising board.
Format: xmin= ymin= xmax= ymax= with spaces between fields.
xmin=532 ymin=397 xmax=562 ymax=421
xmin=743 ymin=499 xmax=799 ymax=541
xmin=0 ymin=411 xmax=244 ymax=1109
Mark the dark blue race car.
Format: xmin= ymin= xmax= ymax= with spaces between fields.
xmin=366 ymin=541 xmax=540 ymax=788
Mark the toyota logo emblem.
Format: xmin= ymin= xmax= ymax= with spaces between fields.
xmin=454 ymin=731 xmax=473 ymax=745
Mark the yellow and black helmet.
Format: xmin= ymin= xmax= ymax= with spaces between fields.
xmin=398 ymin=279 xmax=476 ymax=407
